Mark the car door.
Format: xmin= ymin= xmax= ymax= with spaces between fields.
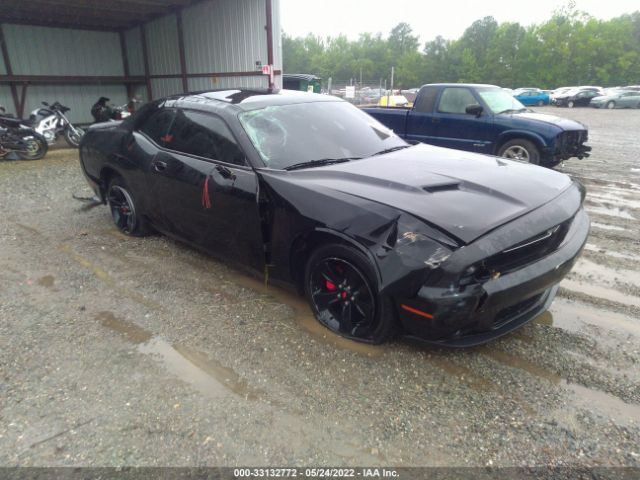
xmin=518 ymin=92 xmax=532 ymax=106
xmin=148 ymin=108 xmax=265 ymax=270
xmin=576 ymin=91 xmax=596 ymax=106
xmin=621 ymin=92 xmax=640 ymax=107
xmin=126 ymin=104 xmax=177 ymax=228
xmin=431 ymin=86 xmax=495 ymax=154
xmin=404 ymin=85 xmax=440 ymax=144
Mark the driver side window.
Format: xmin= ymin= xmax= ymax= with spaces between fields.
xmin=166 ymin=110 xmax=246 ymax=166
xmin=438 ymin=88 xmax=477 ymax=114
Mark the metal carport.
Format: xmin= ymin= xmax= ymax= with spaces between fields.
xmin=0 ymin=0 xmax=281 ymax=123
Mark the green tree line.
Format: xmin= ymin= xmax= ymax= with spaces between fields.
xmin=282 ymin=8 xmax=640 ymax=89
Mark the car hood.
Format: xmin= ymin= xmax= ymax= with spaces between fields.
xmin=259 ymin=144 xmax=574 ymax=245
xmin=502 ymin=111 xmax=584 ymax=130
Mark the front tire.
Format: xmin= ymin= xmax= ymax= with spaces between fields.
xmin=107 ymin=176 xmax=150 ymax=236
xmin=606 ymin=101 xmax=615 ymax=109
xmin=567 ymin=101 xmax=575 ymax=108
xmin=304 ymin=244 xmax=395 ymax=344
xmin=64 ymin=126 xmax=84 ymax=148
xmin=497 ymin=138 xmax=540 ymax=165
xmin=537 ymin=100 xmax=544 ymax=106
xmin=17 ymin=134 xmax=48 ymax=160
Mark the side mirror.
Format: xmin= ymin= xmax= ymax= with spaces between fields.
xmin=465 ymin=104 xmax=483 ymax=116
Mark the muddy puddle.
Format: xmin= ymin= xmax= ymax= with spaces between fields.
xmin=478 ymin=343 xmax=640 ymax=425
xmin=585 ymin=205 xmax=635 ymax=220
xmin=584 ymin=243 xmax=640 ymax=261
xmin=36 ymin=275 xmax=55 ymax=288
xmin=589 ymin=222 xmax=628 ymax=232
xmin=548 ymin=298 xmax=640 ymax=337
xmin=97 ymin=311 xmax=261 ymax=400
xmin=561 ymin=279 xmax=640 ymax=308
xmin=572 ymin=258 xmax=640 ymax=287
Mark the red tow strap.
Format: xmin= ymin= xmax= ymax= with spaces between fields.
xmin=201 ymin=176 xmax=212 ymax=209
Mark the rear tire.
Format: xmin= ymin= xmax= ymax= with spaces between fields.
xmin=606 ymin=101 xmax=615 ymax=110
xmin=17 ymin=133 xmax=48 ymax=160
xmin=497 ymin=138 xmax=540 ymax=165
xmin=107 ymin=176 xmax=151 ymax=236
xmin=537 ymin=100 xmax=544 ymax=106
xmin=567 ymin=101 xmax=575 ymax=108
xmin=64 ymin=126 xmax=84 ymax=148
xmin=304 ymin=243 xmax=395 ymax=344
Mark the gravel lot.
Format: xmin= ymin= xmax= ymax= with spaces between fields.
xmin=1 ymin=106 xmax=639 ymax=468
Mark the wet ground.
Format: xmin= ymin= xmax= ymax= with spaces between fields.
xmin=1 ymin=107 xmax=639 ymax=467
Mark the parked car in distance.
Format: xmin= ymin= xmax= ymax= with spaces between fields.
xmin=363 ymin=83 xmax=591 ymax=167
xmin=514 ymin=89 xmax=550 ymax=106
xmin=79 ymin=89 xmax=589 ymax=347
xmin=590 ymin=90 xmax=640 ymax=109
xmin=554 ymin=88 xmax=601 ymax=108
xmin=550 ymin=87 xmax=577 ymax=104
xmin=378 ymin=95 xmax=409 ymax=107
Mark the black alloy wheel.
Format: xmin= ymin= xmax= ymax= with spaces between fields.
xmin=305 ymin=244 xmax=394 ymax=343
xmin=107 ymin=177 xmax=150 ymax=236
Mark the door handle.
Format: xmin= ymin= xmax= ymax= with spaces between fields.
xmin=215 ymin=164 xmax=236 ymax=180
xmin=152 ymin=160 xmax=167 ymax=172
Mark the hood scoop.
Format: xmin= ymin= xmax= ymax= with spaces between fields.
xmin=423 ymin=182 xmax=461 ymax=193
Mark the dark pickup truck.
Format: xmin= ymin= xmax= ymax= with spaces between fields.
xmin=363 ymin=83 xmax=591 ymax=167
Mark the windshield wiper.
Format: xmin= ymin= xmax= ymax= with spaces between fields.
xmin=284 ymin=157 xmax=361 ymax=171
xmin=369 ymin=145 xmax=411 ymax=157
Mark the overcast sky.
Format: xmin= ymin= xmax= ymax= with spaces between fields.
xmin=280 ymin=0 xmax=637 ymax=44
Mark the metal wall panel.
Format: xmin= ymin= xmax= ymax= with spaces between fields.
xmin=125 ymin=27 xmax=145 ymax=76
xmin=0 ymin=48 xmax=6 ymax=75
xmin=150 ymin=78 xmax=183 ymax=99
xmin=183 ymin=0 xmax=266 ymax=74
xmin=3 ymin=24 xmax=123 ymax=76
xmin=271 ymin=0 xmax=283 ymax=77
xmin=145 ymin=14 xmax=180 ymax=76
xmin=0 ymin=85 xmax=13 ymax=113
xmin=187 ymin=76 xmax=268 ymax=92
xmin=22 ymin=84 xmax=128 ymax=124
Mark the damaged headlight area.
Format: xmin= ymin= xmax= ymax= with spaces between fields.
xmin=371 ymin=214 xmax=458 ymax=298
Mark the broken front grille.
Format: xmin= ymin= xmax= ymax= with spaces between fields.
xmin=556 ymin=130 xmax=589 ymax=156
xmin=462 ymin=217 xmax=574 ymax=286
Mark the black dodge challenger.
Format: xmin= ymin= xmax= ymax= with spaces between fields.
xmin=79 ymin=89 xmax=589 ymax=347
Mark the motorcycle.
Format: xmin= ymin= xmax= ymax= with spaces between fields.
xmin=91 ymin=98 xmax=139 ymax=123
xmin=0 ymin=106 xmax=48 ymax=160
xmin=29 ymin=101 xmax=84 ymax=148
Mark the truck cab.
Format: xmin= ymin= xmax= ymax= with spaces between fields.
xmin=363 ymin=83 xmax=591 ymax=167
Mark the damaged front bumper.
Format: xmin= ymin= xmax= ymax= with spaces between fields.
xmin=396 ymin=200 xmax=589 ymax=347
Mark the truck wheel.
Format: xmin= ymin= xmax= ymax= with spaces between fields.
xmin=498 ymin=139 xmax=540 ymax=165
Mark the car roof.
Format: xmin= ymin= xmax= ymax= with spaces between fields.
xmin=164 ymin=88 xmax=340 ymax=113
